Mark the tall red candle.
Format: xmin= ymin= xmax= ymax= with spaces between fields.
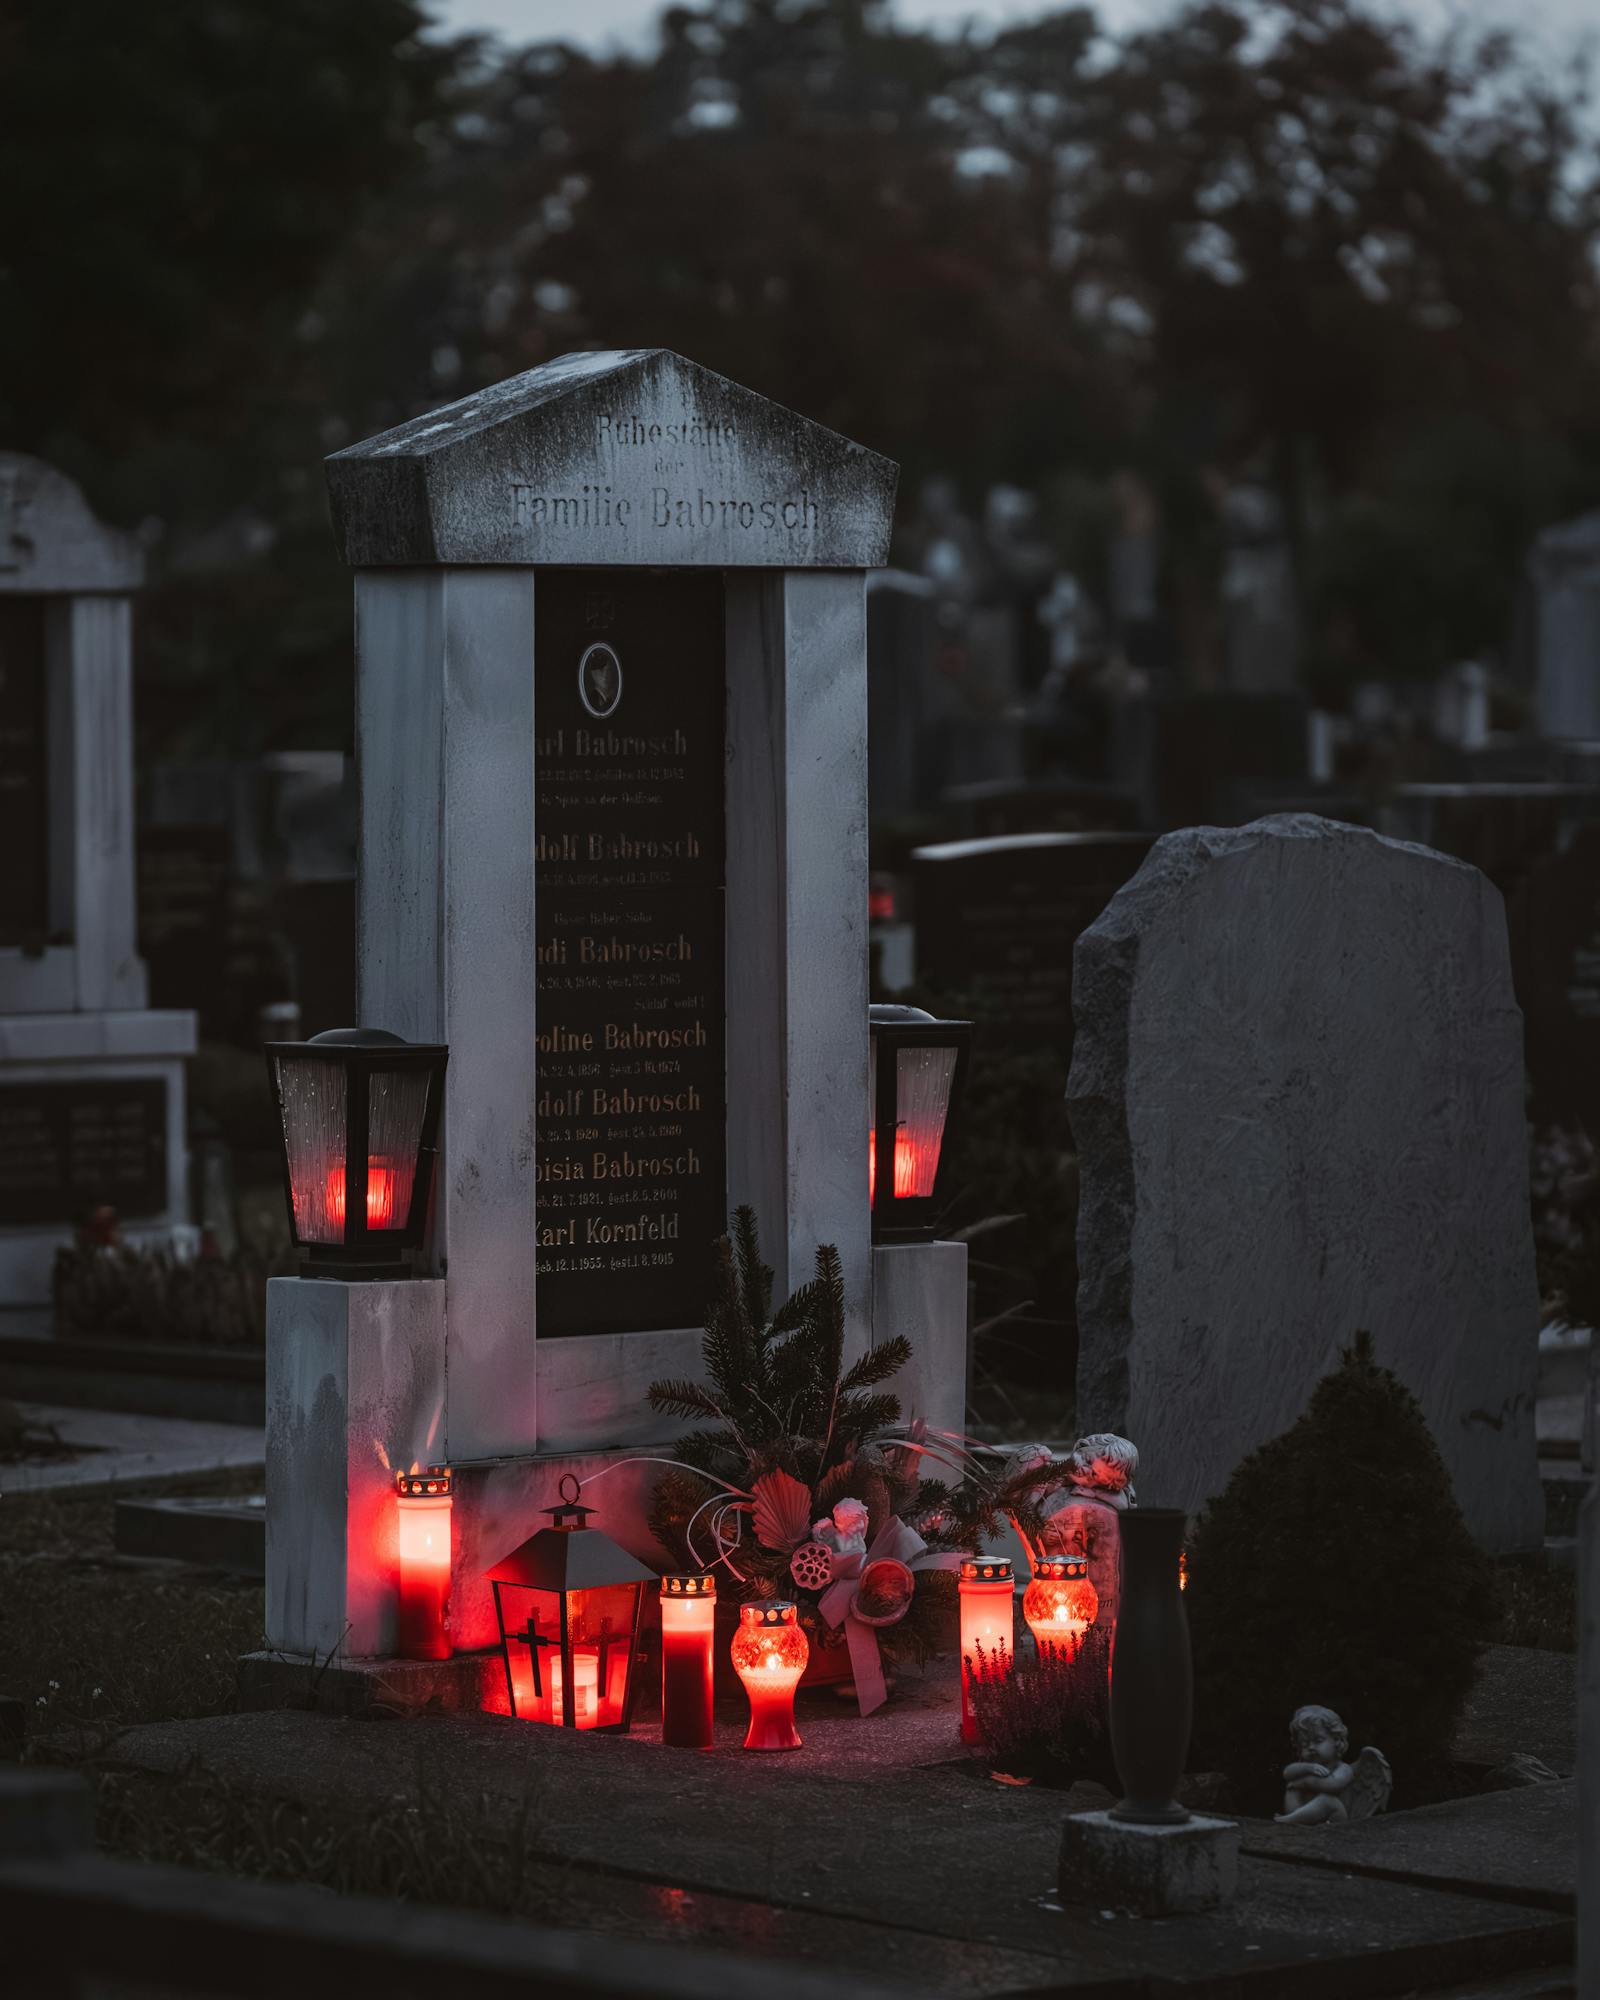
xmin=730 ymin=1601 xmax=809 ymax=1751
xmin=660 ymin=1572 xmax=716 ymax=1748
xmin=396 ymin=1466 xmax=453 ymax=1660
xmin=958 ymin=1555 xmax=1013 ymax=1744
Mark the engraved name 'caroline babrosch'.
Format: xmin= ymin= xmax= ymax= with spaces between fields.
xmin=510 ymin=482 xmax=818 ymax=534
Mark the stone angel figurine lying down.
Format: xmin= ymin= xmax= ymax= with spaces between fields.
xmin=1276 ymin=1705 xmax=1392 ymax=1825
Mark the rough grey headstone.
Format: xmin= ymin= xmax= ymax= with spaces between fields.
xmin=1069 ymin=814 xmax=1543 ymax=1554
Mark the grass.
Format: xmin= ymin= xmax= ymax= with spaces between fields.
xmin=96 ymin=1767 xmax=567 ymax=1923
xmin=0 ymin=1483 xmax=264 ymax=1758
xmin=1494 ymin=1556 xmax=1578 ymax=1652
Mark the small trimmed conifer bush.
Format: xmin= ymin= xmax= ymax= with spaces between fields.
xmin=1187 ymin=1333 xmax=1489 ymax=1809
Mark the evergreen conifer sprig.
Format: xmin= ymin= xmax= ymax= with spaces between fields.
xmin=647 ymin=1210 xmax=978 ymax=1641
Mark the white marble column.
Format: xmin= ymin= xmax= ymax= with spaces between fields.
xmin=725 ymin=570 xmax=871 ymax=1345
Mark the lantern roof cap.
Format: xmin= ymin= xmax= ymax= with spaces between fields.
xmin=487 ymin=1519 xmax=657 ymax=1594
xmin=310 ymin=1027 xmax=409 ymax=1047
xmin=326 ymin=348 xmax=897 ymax=570
xmin=869 ymin=1003 xmax=971 ymax=1032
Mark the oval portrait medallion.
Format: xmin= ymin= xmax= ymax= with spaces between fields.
xmin=578 ymin=641 xmax=623 ymax=720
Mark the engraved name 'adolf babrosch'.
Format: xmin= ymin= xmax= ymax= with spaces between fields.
xmin=510 ymin=483 xmax=818 ymax=534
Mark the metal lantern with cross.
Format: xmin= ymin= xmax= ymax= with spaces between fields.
xmin=868 ymin=1004 xmax=972 ymax=1244
xmin=264 ymin=1027 xmax=447 ymax=1279
xmin=487 ymin=1477 xmax=654 ymax=1730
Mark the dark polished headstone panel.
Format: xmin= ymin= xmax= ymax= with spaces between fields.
xmin=0 ymin=597 xmax=48 ymax=947
xmin=913 ymin=831 xmax=1155 ymax=1056
xmin=534 ymin=570 xmax=727 ymax=1337
xmin=0 ymin=1078 xmax=168 ymax=1226
xmin=1511 ymin=820 xmax=1600 ymax=1132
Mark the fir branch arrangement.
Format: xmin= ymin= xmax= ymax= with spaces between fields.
xmin=647 ymin=1208 xmax=978 ymax=1667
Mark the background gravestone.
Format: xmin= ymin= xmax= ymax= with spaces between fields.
xmin=912 ymin=831 xmax=1154 ymax=1058
xmin=0 ymin=454 xmax=195 ymax=1307
xmin=1510 ymin=820 xmax=1600 ymax=1133
xmin=1069 ymin=813 xmax=1543 ymax=1553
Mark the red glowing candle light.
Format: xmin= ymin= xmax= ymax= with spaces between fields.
xmin=868 ymin=1005 xmax=971 ymax=1243
xmin=395 ymin=1466 xmax=453 ymax=1660
xmin=660 ymin=1571 xmax=717 ymax=1749
xmin=326 ymin=1157 xmax=398 ymax=1229
xmin=959 ymin=1555 xmax=1014 ymax=1744
xmin=1023 ymin=1554 xmax=1098 ymax=1661
xmin=730 ymin=1601 xmax=809 ymax=1751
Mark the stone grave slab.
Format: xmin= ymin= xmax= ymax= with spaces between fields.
xmin=1238 ymin=1777 xmax=1576 ymax=1910
xmin=1070 ymin=814 xmax=1543 ymax=1552
xmin=105 ymin=1705 xmax=1573 ymax=1995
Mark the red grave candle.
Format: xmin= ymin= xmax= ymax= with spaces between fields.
xmin=660 ymin=1572 xmax=717 ymax=1748
xmin=1023 ymin=1555 xmax=1099 ymax=1662
xmin=959 ymin=1554 xmax=1014 ymax=1744
xmin=395 ymin=1466 xmax=453 ymax=1660
xmin=730 ymin=1601 xmax=809 ymax=1751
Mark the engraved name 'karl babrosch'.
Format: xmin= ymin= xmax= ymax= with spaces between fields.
xmin=510 ymin=482 xmax=819 ymax=534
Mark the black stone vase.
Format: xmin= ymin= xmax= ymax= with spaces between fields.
xmin=1109 ymin=1507 xmax=1192 ymax=1825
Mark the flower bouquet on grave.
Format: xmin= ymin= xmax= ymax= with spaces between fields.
xmin=646 ymin=1208 xmax=996 ymax=1714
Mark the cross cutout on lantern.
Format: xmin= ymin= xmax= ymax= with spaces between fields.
xmin=487 ymin=1476 xmax=653 ymax=1730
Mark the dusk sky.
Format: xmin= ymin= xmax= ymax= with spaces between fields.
xmin=430 ymin=0 xmax=1595 ymax=61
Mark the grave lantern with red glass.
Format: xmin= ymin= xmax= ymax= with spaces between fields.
xmin=488 ymin=1477 xmax=653 ymax=1730
xmin=264 ymin=1028 xmax=447 ymax=1278
xmin=869 ymin=1005 xmax=971 ymax=1243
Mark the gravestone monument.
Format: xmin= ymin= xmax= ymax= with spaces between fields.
xmin=1510 ymin=821 xmax=1600 ymax=1133
xmin=0 ymin=456 xmax=195 ymax=1305
xmin=912 ymin=831 xmax=1154 ymax=1060
xmin=1069 ymin=814 xmax=1542 ymax=1554
xmin=866 ymin=568 xmax=937 ymax=822
xmin=266 ymin=351 xmax=968 ymax=1662
xmin=1525 ymin=510 xmax=1600 ymax=743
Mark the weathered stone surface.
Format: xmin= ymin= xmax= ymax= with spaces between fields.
xmin=1058 ymin=1808 xmax=1240 ymax=1915
xmin=108 ymin=1705 xmax=1573 ymax=1991
xmin=1069 ymin=814 xmax=1543 ymax=1553
xmin=265 ymin=1276 xmax=446 ymax=1659
xmin=1239 ymin=1777 xmax=1577 ymax=1911
xmin=326 ymin=350 xmax=897 ymax=570
xmin=0 ymin=454 xmax=142 ymax=593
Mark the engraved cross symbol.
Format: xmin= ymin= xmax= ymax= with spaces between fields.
xmin=583 ymin=591 xmax=615 ymax=630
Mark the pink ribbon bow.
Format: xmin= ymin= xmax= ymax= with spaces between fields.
xmin=817 ymin=1515 xmax=964 ymax=1715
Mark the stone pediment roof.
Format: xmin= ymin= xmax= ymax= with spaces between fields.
xmin=326 ymin=349 xmax=897 ymax=570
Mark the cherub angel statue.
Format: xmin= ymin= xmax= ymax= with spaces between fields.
xmin=1000 ymin=1434 xmax=1136 ymax=1673
xmin=1276 ymin=1705 xmax=1392 ymax=1825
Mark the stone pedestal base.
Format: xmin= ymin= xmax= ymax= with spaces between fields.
xmin=265 ymin=1276 xmax=446 ymax=1660
xmin=238 ymin=1649 xmax=498 ymax=1719
xmin=1059 ymin=1809 xmax=1240 ymax=1916
xmin=871 ymin=1239 xmax=968 ymax=1448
